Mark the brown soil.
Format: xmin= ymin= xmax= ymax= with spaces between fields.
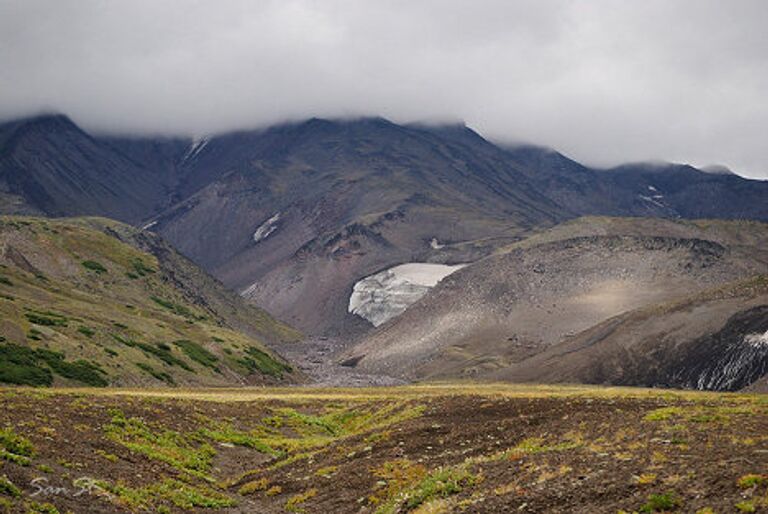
xmin=0 ymin=387 xmax=765 ymax=513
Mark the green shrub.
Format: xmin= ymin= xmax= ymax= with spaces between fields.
xmin=0 ymin=475 xmax=20 ymax=498
xmin=0 ymin=344 xmax=53 ymax=386
xmin=736 ymin=500 xmax=757 ymax=512
xmin=0 ymin=343 xmax=107 ymax=387
xmin=404 ymin=466 xmax=478 ymax=509
xmin=81 ymin=260 xmax=107 ymax=274
xmin=640 ymin=492 xmax=682 ymax=512
xmin=97 ymin=478 xmax=233 ymax=510
xmin=0 ymin=276 xmax=12 ymax=286
xmin=0 ymin=426 xmax=34 ymax=458
xmin=150 ymin=296 xmax=201 ymax=320
xmin=114 ymin=336 xmax=191 ymax=370
xmin=738 ymin=474 xmax=767 ymax=489
xmin=26 ymin=502 xmax=60 ymax=514
xmin=77 ymin=326 xmax=95 ymax=338
xmin=24 ymin=312 xmax=68 ymax=327
xmin=131 ymin=259 xmax=156 ymax=276
xmin=135 ymin=363 xmax=175 ymax=385
xmin=35 ymin=349 xmax=108 ymax=387
xmin=238 ymin=347 xmax=292 ymax=378
xmin=173 ymin=340 xmax=219 ymax=370
xmin=286 ymin=488 xmax=317 ymax=513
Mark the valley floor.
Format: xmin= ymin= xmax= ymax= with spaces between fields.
xmin=0 ymin=385 xmax=766 ymax=513
xmin=273 ymin=336 xmax=406 ymax=387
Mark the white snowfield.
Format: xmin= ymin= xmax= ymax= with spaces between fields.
xmin=348 ymin=263 xmax=466 ymax=327
xmin=253 ymin=213 xmax=280 ymax=243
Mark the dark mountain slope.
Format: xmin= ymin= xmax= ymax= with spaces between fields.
xmin=502 ymin=144 xmax=768 ymax=220
xmin=96 ymin=135 xmax=190 ymax=207
xmin=602 ymin=162 xmax=768 ymax=220
xmin=148 ymin=118 xmax=567 ymax=334
xmin=0 ymin=115 xmax=173 ymax=222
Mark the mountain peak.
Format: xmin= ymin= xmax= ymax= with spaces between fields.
xmin=700 ymin=164 xmax=735 ymax=176
xmin=0 ymin=113 xmax=85 ymax=141
xmin=4 ymin=112 xmax=75 ymax=129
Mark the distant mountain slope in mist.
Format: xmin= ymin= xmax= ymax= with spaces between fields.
xmin=2 ymin=113 xmax=768 ymax=337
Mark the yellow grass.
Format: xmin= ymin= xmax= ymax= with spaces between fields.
xmin=2 ymin=382 xmax=763 ymax=403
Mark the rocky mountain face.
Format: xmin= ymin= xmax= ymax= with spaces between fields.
xmin=342 ymin=217 xmax=768 ymax=390
xmin=6 ymin=113 xmax=768 ymax=337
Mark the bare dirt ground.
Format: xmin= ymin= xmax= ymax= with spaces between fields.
xmin=0 ymin=385 xmax=765 ymax=513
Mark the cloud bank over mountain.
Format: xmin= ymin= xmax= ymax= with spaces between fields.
xmin=1 ymin=0 xmax=767 ymax=177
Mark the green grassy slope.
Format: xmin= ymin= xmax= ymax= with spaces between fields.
xmin=0 ymin=216 xmax=302 ymax=387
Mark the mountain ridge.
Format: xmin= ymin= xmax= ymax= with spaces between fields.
xmin=3 ymin=113 xmax=768 ymax=338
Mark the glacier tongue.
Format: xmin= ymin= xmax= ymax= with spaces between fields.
xmin=348 ymin=263 xmax=465 ymax=327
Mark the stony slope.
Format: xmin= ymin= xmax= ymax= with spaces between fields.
xmin=486 ymin=275 xmax=768 ymax=391
xmin=344 ymin=218 xmax=768 ymax=390
xmin=145 ymin=118 xmax=564 ymax=335
xmin=0 ymin=216 xmax=301 ymax=387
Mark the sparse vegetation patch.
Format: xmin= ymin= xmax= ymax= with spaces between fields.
xmin=81 ymin=260 xmax=107 ymax=274
xmin=237 ymin=346 xmax=292 ymax=378
xmin=173 ymin=340 xmax=219 ymax=370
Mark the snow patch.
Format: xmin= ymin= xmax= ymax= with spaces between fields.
xmin=745 ymin=330 xmax=768 ymax=348
xmin=141 ymin=220 xmax=158 ymax=231
xmin=253 ymin=213 xmax=280 ymax=243
xmin=348 ymin=263 xmax=466 ymax=327
xmin=691 ymin=330 xmax=768 ymax=390
xmin=241 ymin=282 xmax=259 ymax=297
xmin=429 ymin=238 xmax=445 ymax=249
xmin=183 ymin=136 xmax=209 ymax=162
xmin=638 ymin=194 xmax=666 ymax=208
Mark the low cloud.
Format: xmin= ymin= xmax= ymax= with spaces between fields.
xmin=1 ymin=0 xmax=766 ymax=177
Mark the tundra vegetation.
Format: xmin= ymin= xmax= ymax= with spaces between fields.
xmin=0 ymin=217 xmax=298 ymax=389
xmin=0 ymin=385 xmax=764 ymax=513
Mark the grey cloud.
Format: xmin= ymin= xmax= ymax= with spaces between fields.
xmin=1 ymin=0 xmax=766 ymax=177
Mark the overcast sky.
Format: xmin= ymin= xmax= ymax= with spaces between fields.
xmin=1 ymin=1 xmax=767 ymax=177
